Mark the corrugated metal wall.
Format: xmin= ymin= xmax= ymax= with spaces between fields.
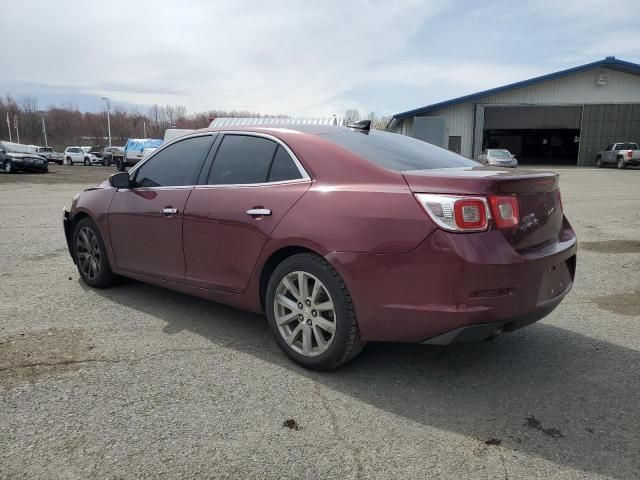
xmin=393 ymin=67 xmax=640 ymax=161
xmin=579 ymin=104 xmax=640 ymax=165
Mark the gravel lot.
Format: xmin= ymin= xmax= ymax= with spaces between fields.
xmin=1 ymin=164 xmax=639 ymax=479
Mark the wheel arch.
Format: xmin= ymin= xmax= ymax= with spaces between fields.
xmin=258 ymin=245 xmax=325 ymax=310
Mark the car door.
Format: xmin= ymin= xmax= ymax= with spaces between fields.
xmin=603 ymin=144 xmax=613 ymax=162
xmin=183 ymin=133 xmax=311 ymax=293
xmin=108 ymin=134 xmax=215 ymax=283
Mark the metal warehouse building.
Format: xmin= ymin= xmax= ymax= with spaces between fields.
xmin=387 ymin=57 xmax=640 ymax=166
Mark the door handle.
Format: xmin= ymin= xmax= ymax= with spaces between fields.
xmin=162 ymin=207 xmax=178 ymax=216
xmin=246 ymin=208 xmax=272 ymax=217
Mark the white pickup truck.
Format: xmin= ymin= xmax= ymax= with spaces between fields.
xmin=596 ymin=142 xmax=640 ymax=169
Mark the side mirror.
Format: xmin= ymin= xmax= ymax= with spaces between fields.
xmin=109 ymin=171 xmax=131 ymax=189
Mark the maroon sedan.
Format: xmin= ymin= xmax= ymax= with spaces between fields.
xmin=63 ymin=123 xmax=576 ymax=370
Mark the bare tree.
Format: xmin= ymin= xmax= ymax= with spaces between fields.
xmin=343 ymin=109 xmax=361 ymax=125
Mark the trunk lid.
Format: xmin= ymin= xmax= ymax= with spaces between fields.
xmin=403 ymin=167 xmax=563 ymax=252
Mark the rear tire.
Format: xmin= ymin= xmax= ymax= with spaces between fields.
xmin=265 ymin=253 xmax=365 ymax=370
xmin=72 ymin=217 xmax=117 ymax=288
xmin=617 ymin=156 xmax=627 ymax=169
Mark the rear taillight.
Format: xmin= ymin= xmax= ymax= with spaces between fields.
xmin=414 ymin=194 xmax=490 ymax=232
xmin=628 ymin=150 xmax=633 ymax=158
xmin=488 ymin=195 xmax=519 ymax=228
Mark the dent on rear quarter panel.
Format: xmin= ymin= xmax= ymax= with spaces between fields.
xmin=270 ymin=183 xmax=435 ymax=254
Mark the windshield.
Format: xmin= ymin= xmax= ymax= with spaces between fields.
xmin=2 ymin=142 xmax=36 ymax=154
xmin=323 ymin=130 xmax=478 ymax=172
xmin=488 ymin=149 xmax=512 ymax=159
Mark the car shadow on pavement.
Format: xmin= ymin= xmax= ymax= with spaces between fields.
xmin=92 ymin=281 xmax=639 ymax=479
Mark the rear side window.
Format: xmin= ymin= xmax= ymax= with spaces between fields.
xmin=208 ymin=135 xmax=277 ymax=185
xmin=324 ymin=130 xmax=478 ymax=171
xmin=268 ymin=146 xmax=302 ymax=182
xmin=134 ymin=135 xmax=212 ymax=187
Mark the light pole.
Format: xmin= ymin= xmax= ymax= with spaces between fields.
xmin=101 ymin=97 xmax=112 ymax=147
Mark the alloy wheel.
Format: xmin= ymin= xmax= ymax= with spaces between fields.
xmin=274 ymin=271 xmax=337 ymax=357
xmin=76 ymin=226 xmax=101 ymax=280
xmin=4 ymin=161 xmax=11 ymax=173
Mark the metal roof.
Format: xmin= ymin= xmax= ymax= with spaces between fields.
xmin=209 ymin=117 xmax=340 ymax=128
xmin=390 ymin=57 xmax=640 ymax=123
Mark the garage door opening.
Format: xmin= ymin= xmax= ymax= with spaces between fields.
xmin=484 ymin=128 xmax=580 ymax=165
xmin=482 ymin=106 xmax=582 ymax=166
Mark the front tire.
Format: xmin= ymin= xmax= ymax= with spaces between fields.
xmin=66 ymin=157 xmax=73 ymax=165
xmin=72 ymin=217 xmax=117 ymax=288
xmin=265 ymin=253 xmax=365 ymax=370
xmin=4 ymin=160 xmax=13 ymax=173
xmin=84 ymin=157 xmax=90 ymax=166
xmin=596 ymin=156 xmax=603 ymax=168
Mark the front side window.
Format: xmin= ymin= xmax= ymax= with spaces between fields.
xmin=134 ymin=135 xmax=213 ymax=188
xmin=208 ymin=135 xmax=278 ymax=185
xmin=605 ymin=144 xmax=613 ymax=151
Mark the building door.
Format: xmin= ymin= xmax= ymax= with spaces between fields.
xmin=448 ymin=136 xmax=461 ymax=154
xmin=412 ymin=117 xmax=445 ymax=147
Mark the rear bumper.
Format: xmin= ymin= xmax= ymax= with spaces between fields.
xmin=328 ymin=218 xmax=577 ymax=343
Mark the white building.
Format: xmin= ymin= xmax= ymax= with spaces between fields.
xmin=387 ymin=57 xmax=640 ymax=166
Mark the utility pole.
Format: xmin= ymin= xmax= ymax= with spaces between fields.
xmin=41 ymin=115 xmax=48 ymax=147
xmin=101 ymin=97 xmax=112 ymax=147
xmin=143 ymin=121 xmax=146 ymax=139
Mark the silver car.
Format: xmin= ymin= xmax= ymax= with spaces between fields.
xmin=477 ymin=149 xmax=518 ymax=168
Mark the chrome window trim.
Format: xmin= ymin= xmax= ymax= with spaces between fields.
xmin=123 ymin=129 xmax=311 ymax=189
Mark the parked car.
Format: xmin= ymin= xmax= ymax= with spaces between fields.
xmin=0 ymin=141 xmax=48 ymax=173
xmin=477 ymin=149 xmax=518 ymax=168
xmin=121 ymin=138 xmax=163 ymax=170
xmin=31 ymin=146 xmax=64 ymax=165
xmin=596 ymin=142 xmax=640 ymax=168
xmin=63 ymin=124 xmax=576 ymax=370
xmin=101 ymin=146 xmax=125 ymax=166
xmin=64 ymin=146 xmax=101 ymax=166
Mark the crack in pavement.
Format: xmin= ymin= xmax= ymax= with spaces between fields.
xmin=314 ymin=382 xmax=363 ymax=480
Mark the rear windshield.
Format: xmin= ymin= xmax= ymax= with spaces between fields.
xmin=617 ymin=143 xmax=638 ymax=150
xmin=323 ymin=130 xmax=478 ymax=171
xmin=39 ymin=147 xmax=53 ymax=152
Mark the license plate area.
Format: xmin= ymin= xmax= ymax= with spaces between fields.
xmin=537 ymin=259 xmax=573 ymax=302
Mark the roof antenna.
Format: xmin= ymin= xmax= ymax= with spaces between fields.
xmin=346 ymin=119 xmax=371 ymax=132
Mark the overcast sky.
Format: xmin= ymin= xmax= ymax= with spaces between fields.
xmin=2 ymin=0 xmax=639 ymax=117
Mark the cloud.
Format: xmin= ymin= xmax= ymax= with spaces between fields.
xmin=1 ymin=0 xmax=638 ymax=116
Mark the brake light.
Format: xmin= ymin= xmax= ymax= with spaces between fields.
xmin=488 ymin=195 xmax=519 ymax=228
xmin=414 ymin=194 xmax=490 ymax=232
xmin=628 ymin=150 xmax=633 ymax=158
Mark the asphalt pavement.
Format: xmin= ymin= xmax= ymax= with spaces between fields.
xmin=1 ymin=164 xmax=639 ymax=479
